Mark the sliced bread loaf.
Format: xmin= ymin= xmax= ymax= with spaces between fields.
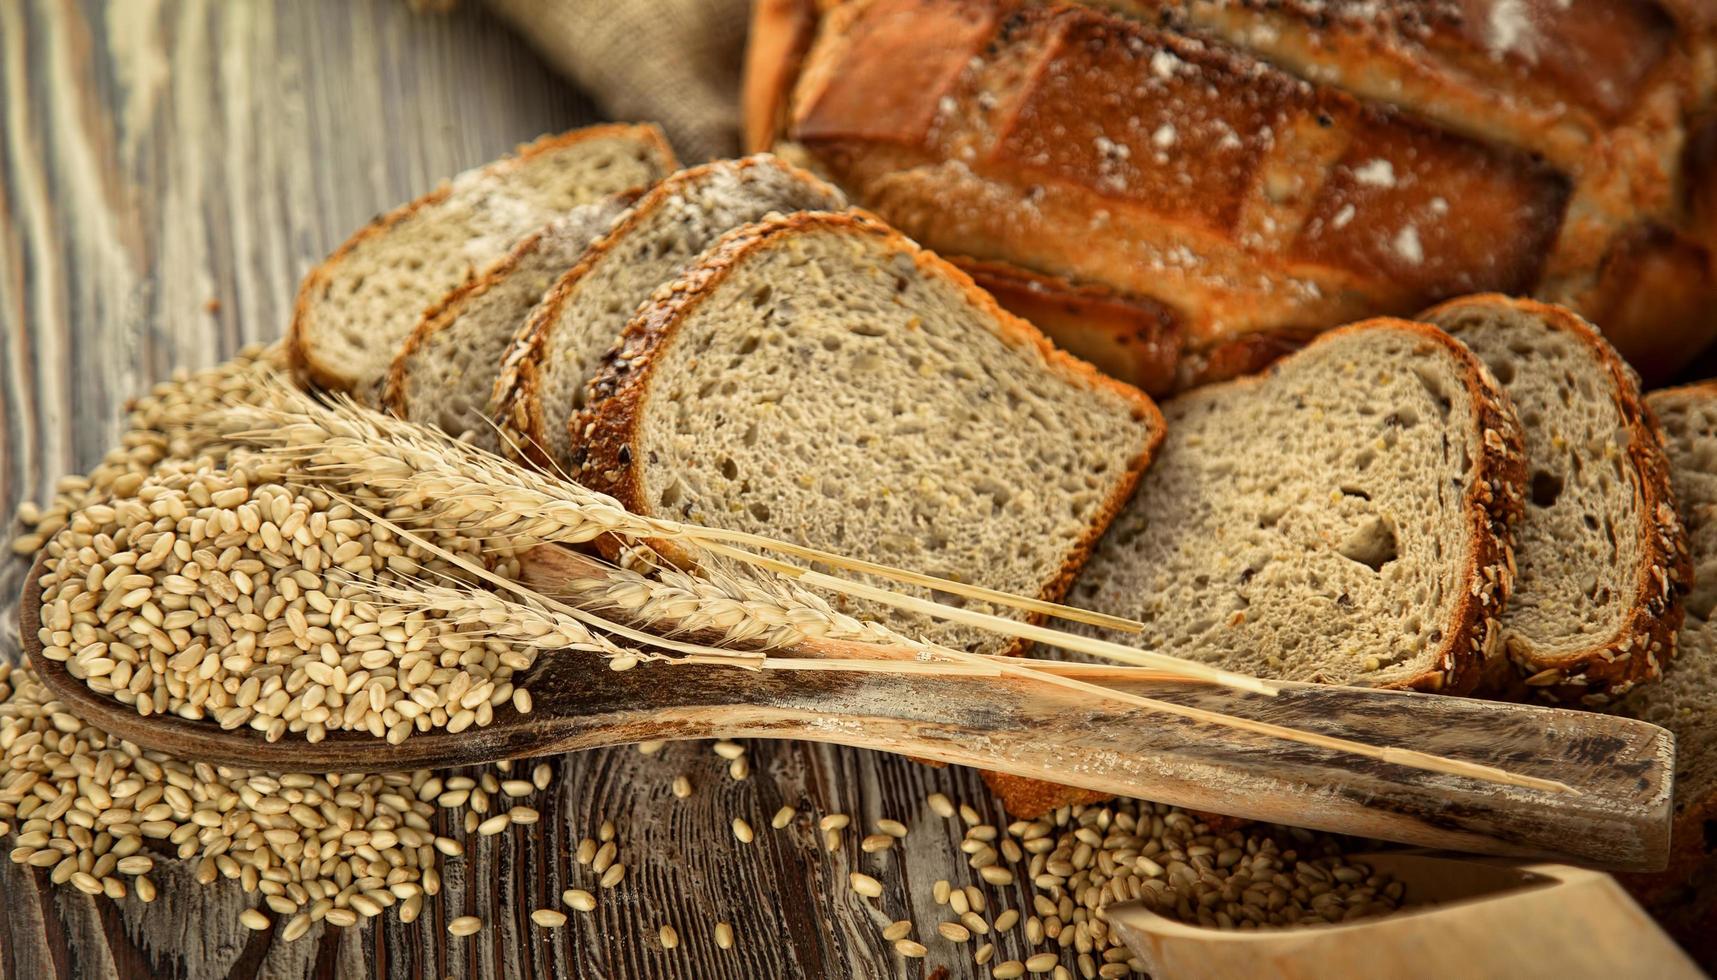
xmin=1614 ymin=383 xmax=1717 ymax=905
xmin=571 ymin=210 xmax=1164 ymax=656
xmin=1067 ymin=319 xmax=1527 ymax=696
xmin=1423 ymin=295 xmax=1690 ymax=703
xmin=492 ymin=155 xmax=847 ymax=470
xmin=381 ymin=194 xmax=635 ymax=452
xmin=289 ymin=124 xmax=677 ymax=395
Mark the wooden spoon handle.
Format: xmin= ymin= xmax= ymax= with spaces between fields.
xmin=658 ymin=664 xmax=1670 ymax=871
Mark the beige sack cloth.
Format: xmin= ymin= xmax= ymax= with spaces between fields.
xmin=482 ymin=0 xmax=751 ymax=161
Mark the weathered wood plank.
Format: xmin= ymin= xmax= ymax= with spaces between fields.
xmin=0 ymin=2 xmax=1037 ymax=977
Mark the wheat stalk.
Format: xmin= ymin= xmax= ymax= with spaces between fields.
xmin=195 ymin=376 xmax=1273 ymax=693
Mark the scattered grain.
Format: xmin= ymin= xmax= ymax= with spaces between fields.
xmin=894 ymin=939 xmax=928 ymax=958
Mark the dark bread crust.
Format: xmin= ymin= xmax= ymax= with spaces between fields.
xmin=1424 ymin=294 xmax=1692 ymax=704
xmin=288 ymin=124 xmax=677 ymax=394
xmin=986 ymin=317 xmax=1529 ymax=818
xmin=1616 ymin=381 xmax=1717 ymax=910
xmin=491 ymin=155 xmax=845 ymax=472
xmin=570 ymin=208 xmax=1166 ymax=658
xmin=379 ymin=188 xmax=647 ymax=424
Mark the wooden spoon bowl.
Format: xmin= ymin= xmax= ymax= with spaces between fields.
xmin=17 ymin=549 xmax=1676 ymax=871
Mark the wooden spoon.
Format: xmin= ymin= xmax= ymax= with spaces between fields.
xmin=1106 ymin=851 xmax=1701 ymax=979
xmin=18 ymin=548 xmax=1675 ymax=871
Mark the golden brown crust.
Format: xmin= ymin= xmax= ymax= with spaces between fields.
xmin=762 ymin=0 xmax=1717 ymax=388
xmin=288 ymin=124 xmax=677 ymax=395
xmin=1424 ymin=294 xmax=1691 ymax=704
xmin=787 ymin=0 xmax=1570 ymax=356
xmin=1571 ymin=223 xmax=1717 ymax=385
xmin=490 ymin=155 xmax=844 ymax=473
xmin=986 ymin=317 xmax=1529 ymax=818
xmin=951 ymin=257 xmax=1183 ymax=395
xmin=570 ymin=208 xmax=1164 ymax=658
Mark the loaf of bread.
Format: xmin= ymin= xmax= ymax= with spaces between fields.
xmin=750 ymin=0 xmax=1717 ymax=388
xmin=1424 ymin=295 xmax=1690 ymax=703
xmin=290 ymin=125 xmax=677 ymax=395
xmin=493 ymin=155 xmax=847 ymax=470
xmin=571 ymin=209 xmax=1164 ymax=655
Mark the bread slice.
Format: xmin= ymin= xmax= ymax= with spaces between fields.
xmin=1069 ymin=319 xmax=1527 ymax=695
xmin=493 ymin=155 xmax=847 ymax=470
xmin=381 ymin=194 xmax=635 ymax=452
xmin=571 ymin=209 xmax=1164 ymax=656
xmin=1423 ymin=295 xmax=1690 ymax=703
xmin=1613 ymin=382 xmax=1717 ymax=906
xmin=983 ymin=319 xmax=1527 ymax=817
xmin=288 ymin=124 xmax=677 ymax=395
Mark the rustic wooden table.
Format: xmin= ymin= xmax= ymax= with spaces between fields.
xmin=0 ymin=2 xmax=1050 ymax=977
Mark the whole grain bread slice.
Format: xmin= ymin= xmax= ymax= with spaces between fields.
xmin=380 ymin=193 xmax=636 ymax=452
xmin=571 ymin=209 xmax=1164 ymax=656
xmin=1613 ymin=382 xmax=1717 ymax=907
xmin=1423 ymin=295 xmax=1690 ymax=703
xmin=492 ymin=155 xmax=847 ymax=470
xmin=1070 ymin=319 xmax=1527 ymax=695
xmin=985 ymin=319 xmax=1528 ymax=817
xmin=289 ymin=124 xmax=677 ymax=396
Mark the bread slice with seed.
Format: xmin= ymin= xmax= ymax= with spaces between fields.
xmin=572 ymin=209 xmax=1164 ymax=656
xmin=289 ymin=124 xmax=677 ymax=396
xmin=492 ymin=155 xmax=847 ymax=470
xmin=1613 ymin=382 xmax=1717 ymax=907
xmin=1070 ymin=319 xmax=1527 ymax=695
xmin=381 ymin=193 xmax=636 ymax=452
xmin=1423 ymin=295 xmax=1690 ymax=703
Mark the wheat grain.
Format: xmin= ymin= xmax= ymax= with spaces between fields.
xmin=448 ymin=916 xmax=482 ymax=937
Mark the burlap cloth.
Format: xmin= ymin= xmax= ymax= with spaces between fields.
xmin=478 ymin=0 xmax=751 ymax=161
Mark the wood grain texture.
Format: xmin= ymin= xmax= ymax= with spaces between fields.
xmin=0 ymin=2 xmax=1102 ymax=977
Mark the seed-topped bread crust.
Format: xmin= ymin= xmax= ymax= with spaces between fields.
xmin=571 ymin=208 xmax=1165 ymax=655
xmin=288 ymin=124 xmax=677 ymax=395
xmin=380 ymin=191 xmax=641 ymax=450
xmin=1424 ymin=294 xmax=1692 ymax=704
xmin=1614 ymin=381 xmax=1717 ymax=908
xmin=985 ymin=319 xmax=1528 ymax=818
xmin=492 ymin=155 xmax=847 ymax=472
